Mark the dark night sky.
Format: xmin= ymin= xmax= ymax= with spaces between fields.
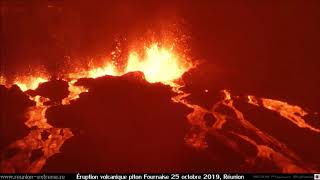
xmin=1 ymin=0 xmax=320 ymax=110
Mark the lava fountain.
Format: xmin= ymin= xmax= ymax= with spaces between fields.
xmin=0 ymin=38 xmax=319 ymax=173
xmin=0 ymin=41 xmax=193 ymax=173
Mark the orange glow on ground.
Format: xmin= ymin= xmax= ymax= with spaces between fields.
xmin=59 ymin=42 xmax=193 ymax=107
xmin=2 ymin=36 xmax=319 ymax=173
xmin=247 ymin=96 xmax=320 ymax=133
xmin=62 ymin=80 xmax=89 ymax=105
xmin=25 ymin=95 xmax=51 ymax=129
xmin=0 ymin=40 xmax=194 ymax=173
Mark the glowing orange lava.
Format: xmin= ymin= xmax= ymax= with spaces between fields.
xmin=0 ymin=41 xmax=193 ymax=173
xmin=126 ymin=43 xmax=192 ymax=85
xmin=25 ymin=95 xmax=51 ymax=129
xmin=62 ymin=80 xmax=89 ymax=105
xmin=0 ymin=76 xmax=6 ymax=86
xmin=14 ymin=76 xmax=49 ymax=92
xmin=67 ymin=62 xmax=119 ymax=80
xmin=1 ymin=37 xmax=320 ymax=174
xmin=247 ymin=95 xmax=320 ymax=133
xmin=65 ymin=43 xmax=192 ymax=86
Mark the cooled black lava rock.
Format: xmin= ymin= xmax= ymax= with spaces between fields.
xmin=44 ymin=72 xmax=213 ymax=172
xmin=26 ymin=79 xmax=69 ymax=104
xmin=0 ymin=85 xmax=34 ymax=149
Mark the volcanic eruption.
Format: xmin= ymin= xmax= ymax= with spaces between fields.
xmin=1 ymin=1 xmax=320 ymax=173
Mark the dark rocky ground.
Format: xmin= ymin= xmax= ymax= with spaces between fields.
xmin=0 ymin=85 xmax=34 ymax=149
xmin=1 ymin=70 xmax=320 ymax=172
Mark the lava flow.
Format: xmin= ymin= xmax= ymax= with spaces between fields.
xmin=0 ymin=42 xmax=193 ymax=172
xmin=0 ymin=39 xmax=319 ymax=173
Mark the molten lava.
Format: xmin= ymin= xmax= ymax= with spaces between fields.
xmin=0 ymin=41 xmax=193 ymax=173
xmin=0 ymin=38 xmax=319 ymax=173
xmin=14 ymin=76 xmax=49 ymax=92
xmin=62 ymin=80 xmax=89 ymax=105
xmin=247 ymin=96 xmax=320 ymax=133
xmin=66 ymin=43 xmax=192 ymax=85
xmin=126 ymin=43 xmax=192 ymax=84
xmin=67 ymin=62 xmax=119 ymax=80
